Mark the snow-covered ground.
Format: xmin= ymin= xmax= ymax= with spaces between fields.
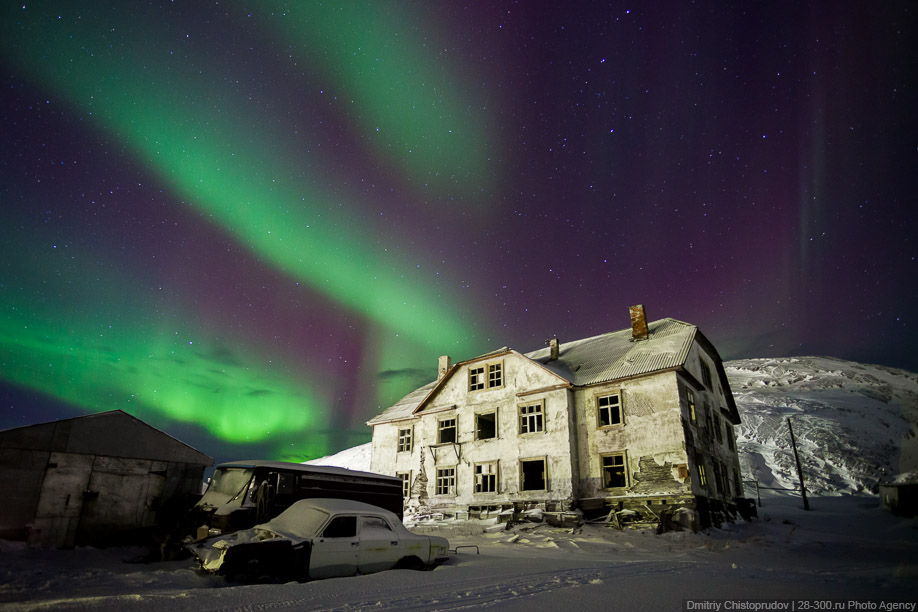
xmin=0 ymin=492 xmax=915 ymax=610
xmin=3 ymin=356 xmax=917 ymax=610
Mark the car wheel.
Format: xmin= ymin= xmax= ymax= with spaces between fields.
xmin=394 ymin=556 xmax=425 ymax=571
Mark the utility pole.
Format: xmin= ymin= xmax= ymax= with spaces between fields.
xmin=787 ymin=418 xmax=810 ymax=511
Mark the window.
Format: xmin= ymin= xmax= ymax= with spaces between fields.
xmin=701 ymin=361 xmax=712 ymax=389
xmin=601 ymin=453 xmax=627 ymax=488
xmin=438 ymin=416 xmax=457 ymax=444
xmin=705 ymin=401 xmax=714 ymax=434
xmin=712 ymin=462 xmax=722 ymax=494
xmin=520 ymin=458 xmax=546 ymax=491
xmin=726 ymin=424 xmax=736 ymax=451
xmin=436 ymin=467 xmax=456 ymax=495
xmin=686 ymin=389 xmax=697 ymax=423
xmin=470 ymin=362 xmax=503 ymax=391
xmin=360 ymin=516 xmax=394 ymax=536
xmin=475 ymin=462 xmax=498 ymax=493
xmin=488 ymin=362 xmax=503 ymax=388
xmin=397 ymin=427 xmax=413 ymax=453
xmin=597 ymin=393 xmax=622 ymax=428
xmin=696 ymin=456 xmax=708 ymax=487
xmin=518 ymin=402 xmax=544 ymax=434
xmin=714 ymin=414 xmax=723 ymax=444
xmin=475 ymin=411 xmax=497 ymax=440
xmin=469 ymin=366 xmax=485 ymax=391
xmin=322 ymin=515 xmax=357 ymax=538
xmin=396 ymin=472 xmax=411 ymax=498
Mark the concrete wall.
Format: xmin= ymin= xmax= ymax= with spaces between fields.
xmin=682 ymin=342 xmax=745 ymax=502
xmin=0 ymin=411 xmax=211 ymax=547
xmin=371 ymin=352 xmax=578 ymax=510
xmin=574 ymin=370 xmax=690 ymax=506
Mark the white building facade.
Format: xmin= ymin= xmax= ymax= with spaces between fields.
xmin=368 ymin=307 xmax=745 ymax=527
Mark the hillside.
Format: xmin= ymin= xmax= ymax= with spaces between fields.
xmin=307 ymin=356 xmax=918 ymax=496
xmin=729 ymin=356 xmax=918 ymax=494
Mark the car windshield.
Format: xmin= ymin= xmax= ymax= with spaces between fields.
xmin=261 ymin=504 xmax=330 ymax=540
xmin=197 ymin=467 xmax=254 ymax=508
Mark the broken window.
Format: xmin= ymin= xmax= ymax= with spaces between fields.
xmin=436 ymin=467 xmax=456 ymax=495
xmin=322 ymin=515 xmax=357 ymax=538
xmin=469 ymin=366 xmax=485 ymax=391
xmin=701 ymin=361 xmax=712 ymax=389
xmin=686 ymin=389 xmax=697 ymax=423
xmin=397 ymin=427 xmax=413 ymax=453
xmin=438 ymin=416 xmax=457 ymax=444
xmin=475 ymin=411 xmax=497 ymax=440
xmin=520 ymin=458 xmax=546 ymax=491
xmin=475 ymin=461 xmax=498 ymax=493
xmin=488 ymin=362 xmax=503 ymax=388
xmin=601 ymin=453 xmax=627 ymax=488
xmin=518 ymin=402 xmax=544 ymax=434
xmin=596 ymin=393 xmax=622 ymax=428
xmin=396 ymin=472 xmax=411 ymax=498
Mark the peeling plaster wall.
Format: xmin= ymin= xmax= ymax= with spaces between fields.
xmin=371 ymin=353 xmax=577 ymax=510
xmin=575 ymin=370 xmax=690 ymax=504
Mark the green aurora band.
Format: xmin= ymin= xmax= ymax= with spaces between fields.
xmin=1 ymin=3 xmax=494 ymax=455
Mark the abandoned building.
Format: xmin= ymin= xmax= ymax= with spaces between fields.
xmin=0 ymin=409 xmax=213 ymax=547
xmin=368 ymin=306 xmax=744 ymax=528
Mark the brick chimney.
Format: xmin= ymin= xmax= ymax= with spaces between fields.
xmin=438 ymin=355 xmax=452 ymax=380
xmin=548 ymin=338 xmax=560 ymax=361
xmin=629 ymin=304 xmax=649 ymax=341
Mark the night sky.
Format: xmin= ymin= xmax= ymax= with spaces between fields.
xmin=2 ymin=2 xmax=916 ymax=466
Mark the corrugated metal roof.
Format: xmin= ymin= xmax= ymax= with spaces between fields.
xmin=366 ymin=380 xmax=438 ymax=425
xmin=367 ymin=318 xmax=696 ymax=425
xmin=527 ymin=318 xmax=696 ymax=386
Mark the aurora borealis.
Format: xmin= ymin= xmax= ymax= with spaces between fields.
xmin=2 ymin=2 xmax=916 ymax=465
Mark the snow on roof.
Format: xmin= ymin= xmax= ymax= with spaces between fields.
xmin=368 ymin=318 xmax=697 ymax=425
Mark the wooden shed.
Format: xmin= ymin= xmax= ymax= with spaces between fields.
xmin=0 ymin=410 xmax=213 ymax=547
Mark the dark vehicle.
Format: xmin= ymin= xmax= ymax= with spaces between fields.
xmin=190 ymin=461 xmax=404 ymax=539
xmin=188 ymin=498 xmax=450 ymax=582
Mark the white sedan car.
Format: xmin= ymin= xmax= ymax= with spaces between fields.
xmin=188 ymin=498 xmax=450 ymax=581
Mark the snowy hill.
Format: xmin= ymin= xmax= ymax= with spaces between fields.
xmin=307 ymin=357 xmax=918 ymax=497
xmin=728 ymin=356 xmax=918 ymax=495
xmin=303 ymin=441 xmax=371 ymax=471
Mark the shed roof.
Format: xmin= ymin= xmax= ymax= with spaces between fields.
xmin=368 ymin=318 xmax=734 ymax=425
xmin=0 ymin=409 xmax=213 ymax=465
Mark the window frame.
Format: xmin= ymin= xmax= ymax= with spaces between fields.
xmin=469 ymin=361 xmax=504 ymax=392
xmin=475 ymin=409 xmax=498 ymax=441
xmin=519 ymin=457 xmax=548 ymax=492
xmin=518 ymin=401 xmax=545 ymax=435
xmin=700 ymin=361 xmax=713 ymax=389
xmin=396 ymin=471 xmax=411 ymax=498
xmin=596 ymin=392 xmax=623 ymax=428
xmin=600 ymin=452 xmax=628 ymax=489
xmin=686 ymin=388 xmax=697 ymax=423
xmin=435 ymin=466 xmax=457 ymax=496
xmin=696 ymin=455 xmax=708 ymax=487
xmin=474 ymin=461 xmax=499 ymax=494
xmin=437 ymin=415 xmax=457 ymax=444
xmin=397 ymin=426 xmax=413 ymax=453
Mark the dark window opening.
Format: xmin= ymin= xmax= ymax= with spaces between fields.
xmin=601 ymin=454 xmax=626 ymax=488
xmin=476 ymin=412 xmax=496 ymax=440
xmin=438 ymin=417 xmax=457 ymax=444
xmin=521 ymin=459 xmax=546 ymax=491
xmin=597 ymin=394 xmax=622 ymax=427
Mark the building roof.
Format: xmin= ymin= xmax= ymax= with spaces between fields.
xmin=369 ymin=318 xmax=736 ymax=425
xmin=0 ymin=409 xmax=214 ymax=465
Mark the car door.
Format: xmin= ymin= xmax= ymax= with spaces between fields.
xmin=308 ymin=515 xmax=359 ymax=579
xmin=357 ymin=514 xmax=402 ymax=574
